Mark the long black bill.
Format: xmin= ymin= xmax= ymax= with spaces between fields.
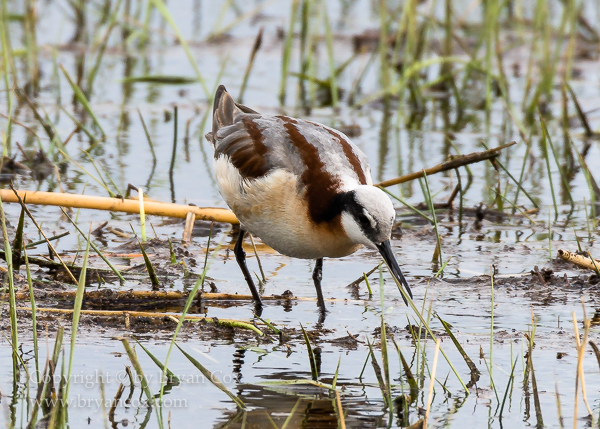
xmin=376 ymin=240 xmax=413 ymax=305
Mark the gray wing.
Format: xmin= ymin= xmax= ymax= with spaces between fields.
xmin=207 ymin=85 xmax=371 ymax=184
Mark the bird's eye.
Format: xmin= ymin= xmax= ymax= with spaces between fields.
xmin=357 ymin=213 xmax=370 ymax=226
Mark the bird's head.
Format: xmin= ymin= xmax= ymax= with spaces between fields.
xmin=340 ymin=185 xmax=413 ymax=303
xmin=340 ymin=185 xmax=395 ymax=248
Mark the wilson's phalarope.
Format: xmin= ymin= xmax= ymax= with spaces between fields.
xmin=206 ymin=85 xmax=412 ymax=313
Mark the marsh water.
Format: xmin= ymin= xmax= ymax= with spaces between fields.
xmin=1 ymin=1 xmax=600 ymax=428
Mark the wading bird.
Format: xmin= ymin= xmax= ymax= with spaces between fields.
xmin=206 ymin=85 xmax=412 ymax=315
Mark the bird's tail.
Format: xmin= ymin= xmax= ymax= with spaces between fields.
xmin=206 ymin=85 xmax=236 ymax=145
xmin=206 ymin=85 xmax=259 ymax=145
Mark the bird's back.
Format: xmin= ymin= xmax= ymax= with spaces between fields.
xmin=207 ymin=86 xmax=372 ymax=194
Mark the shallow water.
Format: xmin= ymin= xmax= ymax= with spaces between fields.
xmin=1 ymin=0 xmax=600 ymax=428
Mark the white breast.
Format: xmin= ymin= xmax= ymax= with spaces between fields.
xmin=214 ymin=157 xmax=360 ymax=259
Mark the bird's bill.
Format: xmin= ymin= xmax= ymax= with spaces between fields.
xmin=376 ymin=240 xmax=413 ymax=305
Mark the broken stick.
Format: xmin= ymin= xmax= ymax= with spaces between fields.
xmin=375 ymin=141 xmax=516 ymax=188
xmin=0 ymin=189 xmax=238 ymax=224
xmin=557 ymin=249 xmax=600 ymax=274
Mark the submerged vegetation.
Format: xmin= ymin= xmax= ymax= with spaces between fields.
xmin=0 ymin=0 xmax=599 ymax=428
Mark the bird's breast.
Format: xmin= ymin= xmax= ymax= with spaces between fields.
xmin=214 ymin=156 xmax=361 ymax=259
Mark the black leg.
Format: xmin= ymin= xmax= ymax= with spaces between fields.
xmin=312 ymin=258 xmax=326 ymax=310
xmin=234 ymin=229 xmax=262 ymax=310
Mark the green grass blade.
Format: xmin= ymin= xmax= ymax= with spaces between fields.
xmin=539 ymin=111 xmax=559 ymax=219
xmin=367 ymin=337 xmax=391 ymax=407
xmin=281 ymin=398 xmax=302 ymax=429
xmin=134 ymin=338 xmax=180 ymax=384
xmin=422 ymin=172 xmax=443 ymax=267
xmin=140 ymin=241 xmax=159 ymax=287
xmin=498 ymin=357 xmax=518 ymax=418
xmin=238 ymin=26 xmax=264 ymax=103
xmin=150 ymin=0 xmax=209 ymax=99
xmin=279 ymin=0 xmax=300 ymax=105
xmin=175 ymin=343 xmax=245 ymax=410
xmin=137 ymin=108 xmax=157 ymax=163
xmin=539 ymin=113 xmax=574 ymax=206
xmin=120 ymin=75 xmax=198 ymax=84
xmin=0 ymin=194 xmax=18 ymax=363
xmin=435 ymin=313 xmax=480 ymax=384
xmin=301 ymin=323 xmax=319 ymax=381
xmin=86 ymin=0 xmax=123 ymax=95
xmin=481 ymin=140 xmax=540 ymax=209
xmin=322 ymin=2 xmax=338 ymax=108
xmin=121 ymin=338 xmax=158 ymax=408
xmin=61 ymin=208 xmax=125 ymax=282
xmin=11 ymin=205 xmax=24 ymax=269
xmin=23 ymin=247 xmax=40 ymax=384
xmin=157 ymin=239 xmax=223 ymax=413
xmin=64 ymin=227 xmax=91 ymax=400
xmin=392 ymin=337 xmax=419 ymax=398
xmin=59 ymin=64 xmax=106 ymax=136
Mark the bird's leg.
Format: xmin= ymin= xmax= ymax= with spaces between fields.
xmin=312 ymin=258 xmax=326 ymax=311
xmin=234 ymin=229 xmax=262 ymax=310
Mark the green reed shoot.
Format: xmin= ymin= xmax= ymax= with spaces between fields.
xmin=539 ymin=112 xmax=559 ymax=219
xmin=564 ymin=81 xmax=595 ymax=137
xmin=238 ymin=27 xmax=264 ymax=104
xmin=281 ymin=398 xmax=302 ymax=429
xmin=279 ymin=0 xmax=300 ymax=105
xmin=0 ymin=0 xmax=14 ymax=151
xmin=301 ymin=323 xmax=319 ymax=380
xmin=158 ymin=239 xmax=223 ymax=414
xmin=151 ymin=0 xmax=209 ymax=99
xmin=121 ymin=75 xmax=198 ymax=85
xmin=59 ymin=65 xmax=106 ymax=137
xmin=421 ymin=172 xmax=443 ymax=268
xmin=176 ymin=343 xmax=245 ymax=410
xmin=363 ymin=272 xmax=373 ymax=296
xmin=322 ymin=2 xmax=337 ymax=108
xmin=539 ymin=113 xmax=574 ymax=207
xmin=483 ymin=141 xmax=540 ymax=210
xmin=130 ymin=224 xmax=159 ymax=288
xmin=59 ymin=105 xmax=101 ymax=145
xmin=58 ymin=149 xmax=116 ymax=197
xmin=0 ymin=194 xmax=18 ymax=363
xmin=297 ymin=0 xmax=311 ymax=110
xmin=571 ymin=141 xmax=599 ymax=222
xmin=435 ymin=313 xmax=479 ymax=384
xmin=201 ymin=222 xmax=214 ymax=288
xmin=392 ymin=337 xmax=418 ymax=398
xmin=86 ymin=0 xmax=123 ymax=96
xmin=23 ymin=247 xmax=39 ymax=384
xmin=548 ymin=208 xmax=552 ymax=262
xmin=139 ymin=187 xmax=146 ymax=242
xmin=64 ymin=229 xmax=91 ymax=403
xmin=382 ymin=187 xmax=433 ymax=223
xmin=169 ymin=105 xmax=178 ymax=180
xmin=135 ymin=339 xmax=180 ymax=384
xmin=121 ymin=338 xmax=160 ymax=427
xmin=11 ymin=206 xmax=24 ymax=270
xmin=490 ymin=266 xmax=495 ymax=392
xmin=388 ymin=270 xmax=467 ymax=393
xmin=379 ymin=270 xmax=392 ymax=415
xmin=498 ymin=357 xmax=518 ymax=419
xmin=61 ymin=208 xmax=125 ymax=282
xmin=138 ymin=109 xmax=157 ymax=162
xmin=367 ymin=337 xmax=391 ymax=408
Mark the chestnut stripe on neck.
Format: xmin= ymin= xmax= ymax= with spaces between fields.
xmin=279 ymin=116 xmax=342 ymax=224
xmin=317 ymin=125 xmax=367 ymax=185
